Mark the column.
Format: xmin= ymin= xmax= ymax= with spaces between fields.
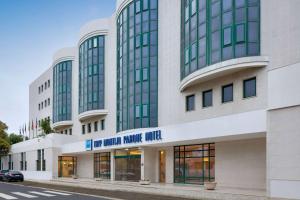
xmin=141 ymin=148 xmax=145 ymax=181
xmin=110 ymin=150 xmax=115 ymax=181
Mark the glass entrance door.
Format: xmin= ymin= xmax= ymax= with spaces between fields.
xmin=58 ymin=156 xmax=77 ymax=178
xmin=115 ymin=149 xmax=141 ymax=181
xmin=94 ymin=152 xmax=111 ymax=179
xmin=174 ymin=144 xmax=215 ymax=184
xmin=159 ymin=150 xmax=166 ymax=183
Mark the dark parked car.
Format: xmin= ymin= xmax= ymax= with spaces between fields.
xmin=0 ymin=170 xmax=9 ymax=181
xmin=2 ymin=171 xmax=24 ymax=182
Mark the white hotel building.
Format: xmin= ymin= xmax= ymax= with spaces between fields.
xmin=1 ymin=0 xmax=300 ymax=199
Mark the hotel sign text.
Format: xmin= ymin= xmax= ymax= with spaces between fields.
xmin=87 ymin=130 xmax=162 ymax=150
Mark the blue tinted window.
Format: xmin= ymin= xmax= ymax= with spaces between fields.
xmin=223 ymin=27 xmax=232 ymax=46
xmin=53 ymin=60 xmax=72 ymax=123
xmin=186 ymin=95 xmax=195 ymax=111
xmin=135 ymin=105 xmax=140 ymax=118
xmin=203 ymin=90 xmax=213 ymax=107
xmin=236 ymin=24 xmax=245 ymax=42
xmin=181 ymin=0 xmax=260 ymax=79
xmin=117 ymin=0 xmax=158 ymax=132
xmin=79 ymin=36 xmax=105 ymax=114
xmin=243 ymin=77 xmax=256 ymax=98
xmin=222 ymin=84 xmax=233 ymax=103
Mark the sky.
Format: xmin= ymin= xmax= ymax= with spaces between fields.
xmin=0 ymin=0 xmax=116 ymax=134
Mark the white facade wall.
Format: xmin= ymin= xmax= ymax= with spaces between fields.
xmin=77 ymin=153 xmax=94 ymax=179
xmin=267 ymin=107 xmax=300 ymax=199
xmin=261 ymin=0 xmax=300 ymax=71
xmin=29 ymin=67 xmax=52 ymax=137
xmin=142 ymin=147 xmax=158 ymax=183
xmin=261 ymin=0 xmax=300 ymax=198
xmin=215 ymin=138 xmax=266 ymax=190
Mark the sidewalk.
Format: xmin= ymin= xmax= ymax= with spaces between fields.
xmin=27 ymin=178 xmax=271 ymax=200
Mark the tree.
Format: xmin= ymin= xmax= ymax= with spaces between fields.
xmin=8 ymin=134 xmax=23 ymax=145
xmin=0 ymin=138 xmax=9 ymax=156
xmin=0 ymin=121 xmax=25 ymax=157
xmin=0 ymin=121 xmax=10 ymax=156
xmin=41 ymin=119 xmax=53 ymax=135
xmin=0 ymin=121 xmax=8 ymax=140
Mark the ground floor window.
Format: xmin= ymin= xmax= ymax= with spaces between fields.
xmin=94 ymin=152 xmax=110 ymax=179
xmin=174 ymin=143 xmax=215 ymax=184
xmin=58 ymin=156 xmax=77 ymax=178
xmin=8 ymin=154 xmax=13 ymax=170
xmin=20 ymin=152 xmax=27 ymax=171
xmin=115 ymin=149 xmax=141 ymax=181
xmin=36 ymin=149 xmax=46 ymax=171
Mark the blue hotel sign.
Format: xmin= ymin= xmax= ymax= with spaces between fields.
xmin=85 ymin=139 xmax=93 ymax=151
xmin=86 ymin=130 xmax=162 ymax=150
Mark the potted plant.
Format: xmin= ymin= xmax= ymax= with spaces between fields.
xmin=95 ymin=178 xmax=102 ymax=181
xmin=71 ymin=175 xmax=78 ymax=179
xmin=139 ymin=179 xmax=151 ymax=185
xmin=204 ymin=181 xmax=217 ymax=190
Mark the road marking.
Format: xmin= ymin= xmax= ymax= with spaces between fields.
xmin=43 ymin=190 xmax=71 ymax=196
xmin=0 ymin=193 xmax=17 ymax=200
xmin=11 ymin=192 xmax=37 ymax=198
xmin=29 ymin=191 xmax=55 ymax=197
xmin=0 ymin=182 xmax=124 ymax=200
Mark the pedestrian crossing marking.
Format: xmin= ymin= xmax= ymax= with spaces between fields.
xmin=0 ymin=190 xmax=73 ymax=199
xmin=43 ymin=190 xmax=71 ymax=196
xmin=0 ymin=193 xmax=17 ymax=200
xmin=11 ymin=192 xmax=37 ymax=198
xmin=29 ymin=191 xmax=56 ymax=197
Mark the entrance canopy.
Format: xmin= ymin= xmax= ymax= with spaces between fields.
xmin=61 ymin=109 xmax=266 ymax=155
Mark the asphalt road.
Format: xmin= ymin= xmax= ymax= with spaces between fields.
xmin=0 ymin=182 xmax=116 ymax=200
xmin=8 ymin=181 xmax=195 ymax=200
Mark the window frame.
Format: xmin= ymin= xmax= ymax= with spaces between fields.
xmin=222 ymin=83 xmax=234 ymax=103
xmin=101 ymin=119 xmax=105 ymax=130
xmin=186 ymin=94 xmax=195 ymax=112
xmin=223 ymin=26 xmax=232 ymax=47
xmin=135 ymin=105 xmax=141 ymax=118
xmin=88 ymin=123 xmax=92 ymax=133
xmin=82 ymin=125 xmax=86 ymax=135
xmin=243 ymin=77 xmax=256 ymax=98
xmin=181 ymin=0 xmax=260 ymax=80
xmin=236 ymin=23 xmax=246 ymax=43
xmin=94 ymin=121 xmax=98 ymax=132
xmin=202 ymin=89 xmax=213 ymax=108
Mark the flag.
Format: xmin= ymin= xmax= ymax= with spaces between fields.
xmin=36 ymin=118 xmax=38 ymax=138
xmin=25 ymin=124 xmax=26 ymax=134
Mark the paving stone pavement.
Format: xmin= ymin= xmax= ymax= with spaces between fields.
xmin=12 ymin=179 xmax=277 ymax=200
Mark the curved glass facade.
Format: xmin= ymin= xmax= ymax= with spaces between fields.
xmin=181 ymin=0 xmax=260 ymax=79
xmin=53 ymin=60 xmax=72 ymax=123
xmin=116 ymin=0 xmax=158 ymax=132
xmin=79 ymin=36 xmax=105 ymax=113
